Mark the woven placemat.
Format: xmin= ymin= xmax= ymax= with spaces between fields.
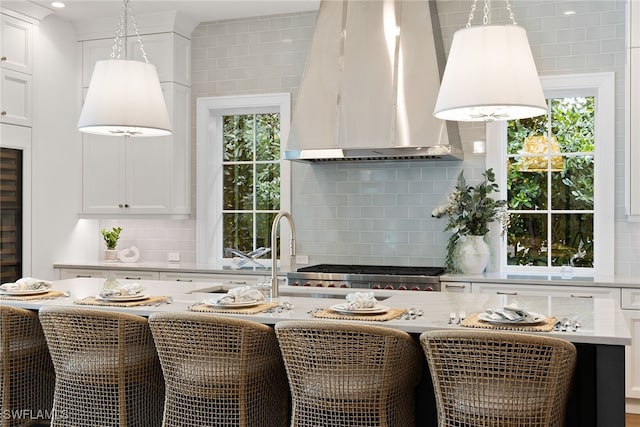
xmin=189 ymin=302 xmax=278 ymax=314
xmin=461 ymin=313 xmax=557 ymax=332
xmin=0 ymin=290 xmax=66 ymax=301
xmin=310 ymin=308 xmax=406 ymax=322
xmin=74 ymin=295 xmax=169 ymax=307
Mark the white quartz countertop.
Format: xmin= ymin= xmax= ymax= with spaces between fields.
xmin=3 ymin=278 xmax=630 ymax=346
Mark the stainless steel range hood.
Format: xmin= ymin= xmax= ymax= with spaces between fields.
xmin=284 ymin=0 xmax=462 ymax=162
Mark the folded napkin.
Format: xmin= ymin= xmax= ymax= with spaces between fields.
xmin=215 ymin=286 xmax=264 ymax=305
xmin=484 ymin=304 xmax=537 ymax=323
xmin=98 ymin=283 xmax=145 ymax=298
xmin=345 ymin=292 xmax=378 ymax=310
xmin=0 ymin=277 xmax=53 ymax=292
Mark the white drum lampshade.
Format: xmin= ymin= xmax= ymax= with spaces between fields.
xmin=433 ymin=25 xmax=547 ymax=122
xmin=78 ymin=59 xmax=172 ymax=137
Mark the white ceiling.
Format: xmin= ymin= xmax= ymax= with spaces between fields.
xmin=29 ymin=0 xmax=320 ymax=24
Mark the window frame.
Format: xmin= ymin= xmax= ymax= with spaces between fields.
xmin=196 ymin=93 xmax=291 ymax=267
xmin=486 ymin=72 xmax=615 ymax=277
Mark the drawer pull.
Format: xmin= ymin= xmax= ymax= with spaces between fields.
xmin=125 ymin=277 xmax=141 ymax=280
xmin=0 ymin=56 xmax=6 ymax=61
xmin=445 ymin=284 xmax=466 ymax=289
xmin=76 ymin=274 xmax=92 ymax=278
xmin=496 ymin=291 xmax=518 ymax=295
xmin=229 ymin=280 xmax=247 ymax=285
xmin=176 ymin=279 xmax=193 ymax=282
xmin=570 ymin=294 xmax=593 ymax=298
xmin=1 ymin=111 xmax=6 ymax=116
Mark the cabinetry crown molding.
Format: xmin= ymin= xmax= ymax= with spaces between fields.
xmin=75 ymin=10 xmax=198 ymax=41
xmin=1 ymin=3 xmax=53 ymax=22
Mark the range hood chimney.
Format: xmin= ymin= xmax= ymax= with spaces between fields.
xmin=284 ymin=0 xmax=462 ymax=162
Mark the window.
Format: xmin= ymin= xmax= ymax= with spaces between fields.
xmin=196 ymin=94 xmax=291 ymax=266
xmin=486 ymin=73 xmax=614 ymax=276
xmin=222 ymin=113 xmax=281 ymax=253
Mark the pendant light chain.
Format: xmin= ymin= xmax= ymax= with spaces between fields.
xmin=109 ymin=0 xmax=149 ymax=63
xmin=505 ymin=0 xmax=518 ymax=24
xmin=465 ymin=0 xmax=518 ymax=27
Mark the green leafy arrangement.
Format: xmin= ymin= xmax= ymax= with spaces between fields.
xmin=101 ymin=227 xmax=123 ymax=250
xmin=432 ymin=169 xmax=508 ymax=272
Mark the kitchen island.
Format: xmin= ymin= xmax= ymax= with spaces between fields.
xmin=2 ymin=278 xmax=631 ymax=427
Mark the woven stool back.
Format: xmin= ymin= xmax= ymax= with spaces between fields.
xmin=0 ymin=305 xmax=54 ymax=427
xmin=39 ymin=306 xmax=164 ymax=427
xmin=420 ymin=329 xmax=577 ymax=427
xmin=148 ymin=312 xmax=289 ymax=427
xmin=275 ymin=320 xmax=423 ymax=427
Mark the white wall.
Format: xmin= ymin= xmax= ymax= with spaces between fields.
xmin=31 ymin=15 xmax=98 ymax=279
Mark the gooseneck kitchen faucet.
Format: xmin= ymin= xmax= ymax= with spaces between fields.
xmin=270 ymin=211 xmax=296 ymax=299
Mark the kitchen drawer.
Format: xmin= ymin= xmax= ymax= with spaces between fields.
xmin=58 ymin=268 xmax=158 ymax=281
xmin=622 ymin=289 xmax=640 ymax=310
xmin=441 ymin=281 xmax=471 ymax=293
xmin=158 ymin=271 xmax=270 ymax=285
xmin=472 ymin=282 xmax=621 ymax=305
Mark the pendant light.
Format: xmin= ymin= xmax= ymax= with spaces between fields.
xmin=77 ymin=0 xmax=171 ymax=137
xmin=433 ymin=0 xmax=547 ymax=122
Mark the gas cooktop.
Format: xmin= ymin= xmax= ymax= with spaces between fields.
xmin=295 ymin=264 xmax=445 ymax=276
xmin=288 ymin=264 xmax=446 ymax=291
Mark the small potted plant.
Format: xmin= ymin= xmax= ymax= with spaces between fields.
xmin=101 ymin=226 xmax=122 ymax=262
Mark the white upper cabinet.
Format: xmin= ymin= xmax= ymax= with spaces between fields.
xmin=82 ymin=33 xmax=191 ymax=87
xmin=81 ymin=82 xmax=190 ymax=215
xmin=79 ymin=30 xmax=191 ymax=216
xmin=0 ymin=14 xmax=32 ymax=74
xmin=1 ymin=13 xmax=32 ymax=127
xmin=627 ymin=0 xmax=640 ymax=217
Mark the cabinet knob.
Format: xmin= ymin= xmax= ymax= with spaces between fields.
xmin=0 ymin=56 xmax=6 ymax=61
xmin=124 ymin=204 xmax=129 ymax=208
xmin=0 ymin=111 xmax=6 ymax=116
xmin=118 ymin=204 xmax=124 ymax=208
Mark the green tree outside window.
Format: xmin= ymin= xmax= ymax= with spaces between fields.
xmin=506 ymin=97 xmax=594 ymax=268
xmin=222 ymin=113 xmax=281 ymax=255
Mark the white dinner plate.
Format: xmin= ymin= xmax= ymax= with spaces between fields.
xmin=329 ymin=303 xmax=390 ymax=315
xmin=97 ymin=293 xmax=150 ymax=302
xmin=477 ymin=312 xmax=547 ymax=326
xmin=0 ymin=288 xmax=50 ymax=296
xmin=204 ymin=298 xmax=261 ymax=309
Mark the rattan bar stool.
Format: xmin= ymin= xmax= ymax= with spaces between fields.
xmin=275 ymin=320 xmax=423 ymax=427
xmin=0 ymin=305 xmax=55 ymax=427
xmin=420 ymin=329 xmax=577 ymax=427
xmin=38 ymin=306 xmax=164 ymax=427
xmin=148 ymin=312 xmax=289 ymax=427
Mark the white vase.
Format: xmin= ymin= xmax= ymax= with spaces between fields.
xmin=104 ymin=249 xmax=119 ymax=262
xmin=457 ymin=235 xmax=490 ymax=274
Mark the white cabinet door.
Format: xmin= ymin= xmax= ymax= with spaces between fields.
xmin=472 ymin=282 xmax=621 ymax=305
xmin=158 ymin=271 xmax=270 ymax=286
xmin=629 ymin=47 xmax=640 ymax=215
xmin=0 ymin=14 xmax=32 ymax=74
xmin=631 ymin=0 xmax=640 ymax=48
xmin=624 ymin=310 xmax=640 ymax=399
xmin=441 ymin=281 xmax=471 ymax=293
xmin=81 ymin=134 xmax=127 ymax=214
xmin=58 ymin=268 xmax=159 ymax=280
xmin=0 ymin=68 xmax=31 ymax=126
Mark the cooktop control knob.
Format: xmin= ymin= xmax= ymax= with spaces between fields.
xmin=372 ymin=284 xmax=381 ymax=289
xmin=410 ymin=286 xmax=420 ymax=291
xmin=397 ymin=285 xmax=407 ymax=291
xmin=384 ymin=285 xmax=394 ymax=290
xmin=339 ymin=284 xmax=348 ymax=288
